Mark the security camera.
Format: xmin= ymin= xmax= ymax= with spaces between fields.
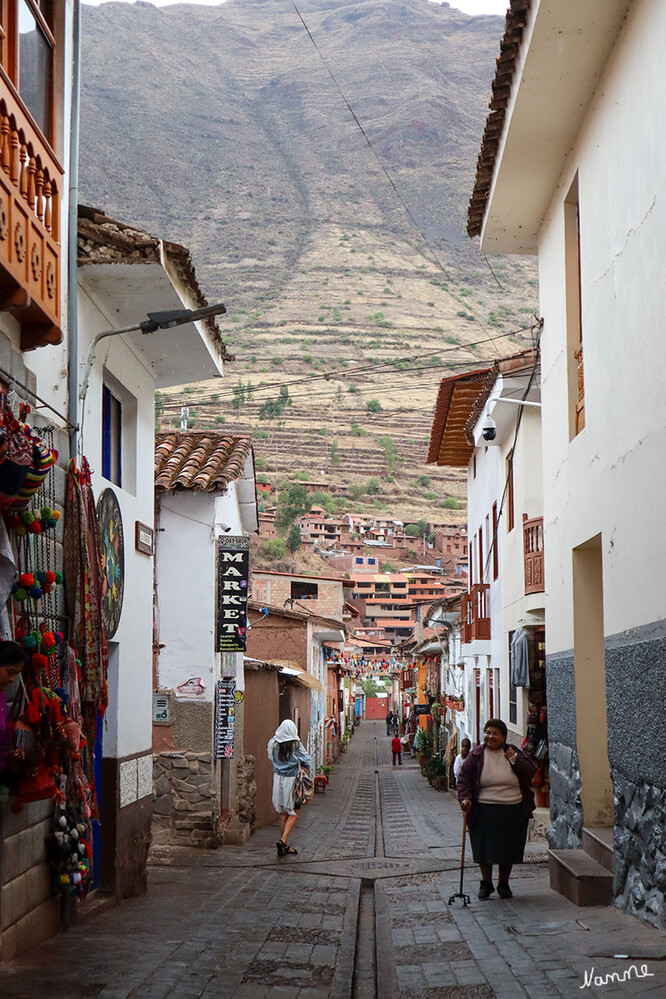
xmin=219 ymin=523 xmax=232 ymax=533
xmin=481 ymin=416 xmax=497 ymax=442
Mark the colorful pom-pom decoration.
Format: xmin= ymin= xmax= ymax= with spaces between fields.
xmin=42 ymin=583 xmax=52 ymax=595
xmin=21 ymin=511 xmax=34 ymax=525
xmin=40 ymin=507 xmax=51 ymax=519
xmin=42 ymin=632 xmax=56 ymax=649
xmin=29 ymin=521 xmax=41 ymax=535
xmin=29 ymin=586 xmax=43 ymax=600
xmin=22 ymin=635 xmax=37 ymax=650
xmin=54 ymin=572 xmax=63 ymax=585
xmin=52 ymin=510 xmax=61 ymax=522
xmin=45 ymin=571 xmax=56 ymax=584
xmin=13 ymin=587 xmax=27 ymax=602
xmin=55 ymin=632 xmax=64 ymax=645
xmin=19 ymin=573 xmax=35 ymax=588
xmin=32 ymin=653 xmax=48 ymax=670
xmin=35 ymin=570 xmax=47 ymax=585
xmin=15 ymin=525 xmax=27 ymax=537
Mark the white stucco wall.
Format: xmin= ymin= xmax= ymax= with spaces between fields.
xmin=538 ymin=0 xmax=666 ymax=654
xmin=156 ymin=487 xmax=245 ymax=701
xmin=79 ymin=283 xmax=157 ymax=760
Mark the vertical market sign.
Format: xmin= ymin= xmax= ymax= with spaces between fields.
xmin=214 ymin=678 xmax=236 ymax=759
xmin=216 ymin=535 xmax=249 ymax=652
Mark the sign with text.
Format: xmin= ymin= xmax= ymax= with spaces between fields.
xmin=215 ymin=678 xmax=236 ymax=759
xmin=414 ymin=704 xmax=431 ymax=715
xmin=216 ymin=536 xmax=249 ymax=652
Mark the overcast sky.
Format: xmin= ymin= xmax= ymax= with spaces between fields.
xmin=82 ymin=0 xmax=509 ymax=16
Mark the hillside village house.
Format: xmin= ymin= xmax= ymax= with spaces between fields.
xmin=469 ymin=0 xmax=666 ymax=923
xmin=153 ymin=432 xmax=257 ymax=847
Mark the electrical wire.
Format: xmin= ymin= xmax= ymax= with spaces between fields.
xmin=164 ymin=324 xmax=533 ymax=410
xmin=289 ymin=0 xmax=503 ymax=356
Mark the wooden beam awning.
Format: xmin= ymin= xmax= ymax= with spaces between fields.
xmin=427 ymin=369 xmax=493 ymax=467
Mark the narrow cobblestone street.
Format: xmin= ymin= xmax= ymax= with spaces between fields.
xmin=1 ymin=722 xmax=664 ymax=999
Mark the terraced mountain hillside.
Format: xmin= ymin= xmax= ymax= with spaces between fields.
xmin=80 ymin=0 xmax=539 ymax=521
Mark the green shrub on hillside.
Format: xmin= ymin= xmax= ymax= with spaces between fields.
xmin=265 ymin=538 xmax=287 ymax=558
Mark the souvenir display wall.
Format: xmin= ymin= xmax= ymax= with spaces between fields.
xmin=0 ymin=397 xmax=108 ymax=901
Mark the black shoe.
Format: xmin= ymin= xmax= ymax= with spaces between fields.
xmin=497 ymin=882 xmax=513 ymax=898
xmin=276 ymin=840 xmax=286 ymax=856
xmin=478 ymin=880 xmax=495 ymax=900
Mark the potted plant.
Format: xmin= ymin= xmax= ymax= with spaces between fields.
xmin=423 ymin=755 xmax=447 ymax=790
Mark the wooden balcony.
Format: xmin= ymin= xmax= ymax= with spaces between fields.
xmin=523 ymin=515 xmax=544 ymax=594
xmin=0 ymin=75 xmax=63 ymax=350
xmin=461 ymin=583 xmax=490 ymax=644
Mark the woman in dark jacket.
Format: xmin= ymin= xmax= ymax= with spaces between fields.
xmin=457 ymin=718 xmax=536 ymax=900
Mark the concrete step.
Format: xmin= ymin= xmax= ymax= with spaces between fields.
xmin=548 ymin=848 xmax=613 ymax=906
xmin=581 ymin=826 xmax=614 ymax=874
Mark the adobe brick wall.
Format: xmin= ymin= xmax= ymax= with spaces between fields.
xmin=251 ymin=574 xmax=343 ymax=620
xmin=246 ymin=611 xmax=308 ymax=666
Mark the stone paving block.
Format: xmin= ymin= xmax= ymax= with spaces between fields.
xmin=422 ymin=961 xmax=458 ymax=987
xmin=435 ymin=924 xmax=463 ymax=943
xmin=413 ymin=925 xmax=439 ymax=944
xmin=396 ymin=964 xmax=428 ymax=988
xmin=283 ymin=943 xmax=314 ymax=963
xmin=309 ymin=944 xmax=337 ymax=966
xmin=320 ymin=915 xmax=342 ymax=931
xmin=232 ymin=986 xmax=269 ymax=999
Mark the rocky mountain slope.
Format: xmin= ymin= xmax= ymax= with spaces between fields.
xmin=79 ymin=0 xmax=538 ymax=523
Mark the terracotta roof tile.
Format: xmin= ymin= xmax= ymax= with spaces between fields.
xmin=467 ymin=0 xmax=532 ymax=237
xmin=155 ymin=432 xmax=253 ymax=492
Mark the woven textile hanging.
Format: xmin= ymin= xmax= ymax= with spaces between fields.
xmin=63 ymin=459 xmax=108 ymax=714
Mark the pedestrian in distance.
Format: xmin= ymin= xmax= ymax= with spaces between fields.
xmin=386 ymin=709 xmax=394 ymax=736
xmin=391 ymin=734 xmax=402 ymax=766
xmin=267 ymin=719 xmax=312 ymax=857
xmin=453 ymin=737 xmax=471 ymax=786
xmin=457 ymin=718 xmax=536 ymax=900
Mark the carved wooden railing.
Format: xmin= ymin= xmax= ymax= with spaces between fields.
xmin=523 ymin=515 xmax=544 ymax=594
xmin=0 ymin=78 xmax=63 ymax=349
xmin=461 ymin=583 xmax=490 ymax=644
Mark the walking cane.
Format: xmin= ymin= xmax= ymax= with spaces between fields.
xmin=448 ymin=810 xmax=471 ymax=906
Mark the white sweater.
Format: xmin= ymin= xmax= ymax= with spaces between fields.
xmin=478 ymin=748 xmax=522 ymax=804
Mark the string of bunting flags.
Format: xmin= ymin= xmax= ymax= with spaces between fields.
xmin=324 ymin=651 xmax=419 ymax=677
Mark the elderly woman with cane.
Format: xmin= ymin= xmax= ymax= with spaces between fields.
xmin=457 ymin=718 xmax=536 ymax=899
xmin=267 ymin=719 xmax=312 ymax=857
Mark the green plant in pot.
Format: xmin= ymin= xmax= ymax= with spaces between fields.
xmin=423 ymin=756 xmax=447 ymax=780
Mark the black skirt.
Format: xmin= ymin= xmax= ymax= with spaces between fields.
xmin=468 ymin=802 xmax=528 ymax=865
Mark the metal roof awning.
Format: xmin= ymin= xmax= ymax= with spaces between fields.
xmin=272 ymin=660 xmax=325 ymax=694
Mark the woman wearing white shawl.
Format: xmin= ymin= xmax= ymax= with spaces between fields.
xmin=267 ymin=719 xmax=312 ymax=856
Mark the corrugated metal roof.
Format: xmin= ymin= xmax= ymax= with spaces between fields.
xmin=155 ymin=432 xmax=252 ymax=492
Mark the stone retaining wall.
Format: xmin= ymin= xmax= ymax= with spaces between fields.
xmin=152 ymin=752 xmax=220 ymax=848
xmin=236 ymin=755 xmax=257 ymax=829
xmin=613 ymin=769 xmax=666 ymax=928
xmin=547 ymin=740 xmax=583 ymax=850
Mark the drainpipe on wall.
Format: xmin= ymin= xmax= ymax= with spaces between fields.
xmin=67 ymin=0 xmax=82 ymax=460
